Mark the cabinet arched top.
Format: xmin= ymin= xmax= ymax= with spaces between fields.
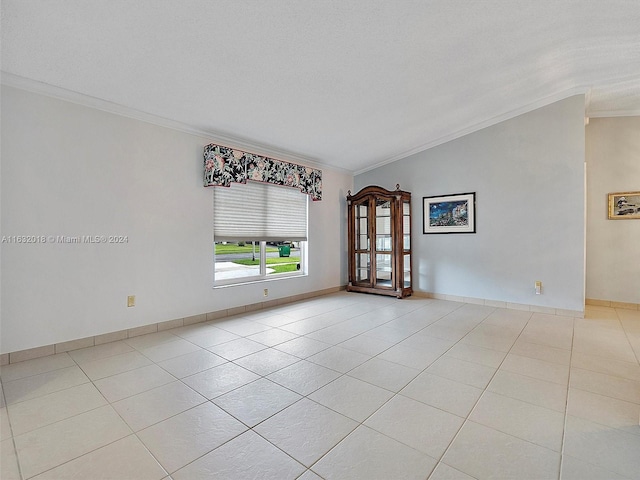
xmin=347 ymin=185 xmax=411 ymax=202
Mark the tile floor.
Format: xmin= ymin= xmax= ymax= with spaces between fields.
xmin=1 ymin=292 xmax=639 ymax=479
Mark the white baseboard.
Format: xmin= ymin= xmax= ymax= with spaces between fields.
xmin=412 ymin=290 xmax=585 ymax=318
xmin=1 ymin=286 xmax=346 ymax=365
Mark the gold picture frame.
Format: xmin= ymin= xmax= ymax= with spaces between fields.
xmin=608 ymin=191 xmax=640 ymax=219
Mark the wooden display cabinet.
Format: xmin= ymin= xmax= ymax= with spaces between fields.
xmin=347 ymin=185 xmax=412 ymax=298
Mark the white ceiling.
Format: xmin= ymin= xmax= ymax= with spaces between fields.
xmin=2 ymin=0 xmax=639 ymax=173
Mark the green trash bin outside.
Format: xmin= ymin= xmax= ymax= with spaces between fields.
xmin=278 ymin=245 xmax=291 ymax=257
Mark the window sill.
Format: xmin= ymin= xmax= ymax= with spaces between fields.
xmin=213 ymin=272 xmax=307 ymax=289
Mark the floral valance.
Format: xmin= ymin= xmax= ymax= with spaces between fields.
xmin=203 ymin=143 xmax=322 ymax=201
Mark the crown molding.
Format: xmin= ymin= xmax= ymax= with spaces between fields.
xmin=584 ymin=74 xmax=640 ymax=118
xmin=354 ymin=87 xmax=591 ymax=176
xmin=7 ymin=72 xmax=635 ymax=178
xmin=586 ymin=109 xmax=640 ymax=118
xmin=1 ymin=71 xmax=353 ymax=174
xmin=584 ymin=87 xmax=592 ymax=113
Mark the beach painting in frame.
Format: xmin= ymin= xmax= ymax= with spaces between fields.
xmin=423 ymin=192 xmax=476 ymax=234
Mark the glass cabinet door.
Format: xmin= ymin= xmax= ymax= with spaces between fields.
xmin=403 ymin=200 xmax=411 ymax=288
xmin=375 ymin=198 xmax=393 ymax=288
xmin=353 ymin=200 xmax=370 ymax=285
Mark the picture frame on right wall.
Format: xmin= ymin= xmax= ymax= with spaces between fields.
xmin=423 ymin=192 xmax=476 ymax=234
xmin=608 ymin=191 xmax=640 ymax=219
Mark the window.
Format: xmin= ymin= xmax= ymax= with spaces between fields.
xmin=213 ymin=181 xmax=307 ymax=285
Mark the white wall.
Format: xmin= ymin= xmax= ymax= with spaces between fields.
xmin=586 ymin=116 xmax=640 ymax=304
xmin=356 ymin=96 xmax=586 ymax=312
xmin=0 ymin=86 xmax=352 ymax=353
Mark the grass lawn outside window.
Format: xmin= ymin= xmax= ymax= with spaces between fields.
xmin=214 ymin=241 xmax=304 ymax=284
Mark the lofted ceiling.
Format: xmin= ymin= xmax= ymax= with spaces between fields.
xmin=2 ymin=0 xmax=639 ymax=173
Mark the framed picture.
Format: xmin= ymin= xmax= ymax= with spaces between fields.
xmin=608 ymin=191 xmax=640 ymax=219
xmin=423 ymin=192 xmax=476 ymax=234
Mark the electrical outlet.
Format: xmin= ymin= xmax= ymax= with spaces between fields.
xmin=263 ymin=289 xmax=268 ymax=297
xmin=535 ymin=281 xmax=542 ymax=295
xmin=127 ymin=295 xmax=135 ymax=307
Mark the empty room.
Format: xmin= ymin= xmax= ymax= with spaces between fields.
xmin=1 ymin=1 xmax=639 ymax=479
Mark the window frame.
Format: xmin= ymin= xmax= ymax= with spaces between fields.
xmin=213 ymin=240 xmax=307 ymax=287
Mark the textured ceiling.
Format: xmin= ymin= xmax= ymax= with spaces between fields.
xmin=2 ymin=0 xmax=639 ymax=173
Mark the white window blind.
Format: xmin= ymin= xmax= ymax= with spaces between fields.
xmin=214 ymin=181 xmax=308 ymax=242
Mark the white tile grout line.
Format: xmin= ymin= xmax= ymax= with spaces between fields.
xmin=557 ymin=310 xmax=638 ymax=480
xmin=616 ymin=308 xmax=640 ymax=367
xmin=0 ymin=300 xmax=506 ymax=479
xmin=424 ymin=309 xmax=538 ymax=480
xmin=1 ymin=381 xmax=26 ymax=480
xmin=6 ymin=296 xmax=394 ymax=478
xmin=558 ymin=316 xmax=576 ymax=480
xmin=298 ymin=301 xmax=470 ymax=478
xmin=3 ymin=299 xmax=637 ymax=479
xmin=311 ymin=302 xmax=531 ymax=476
